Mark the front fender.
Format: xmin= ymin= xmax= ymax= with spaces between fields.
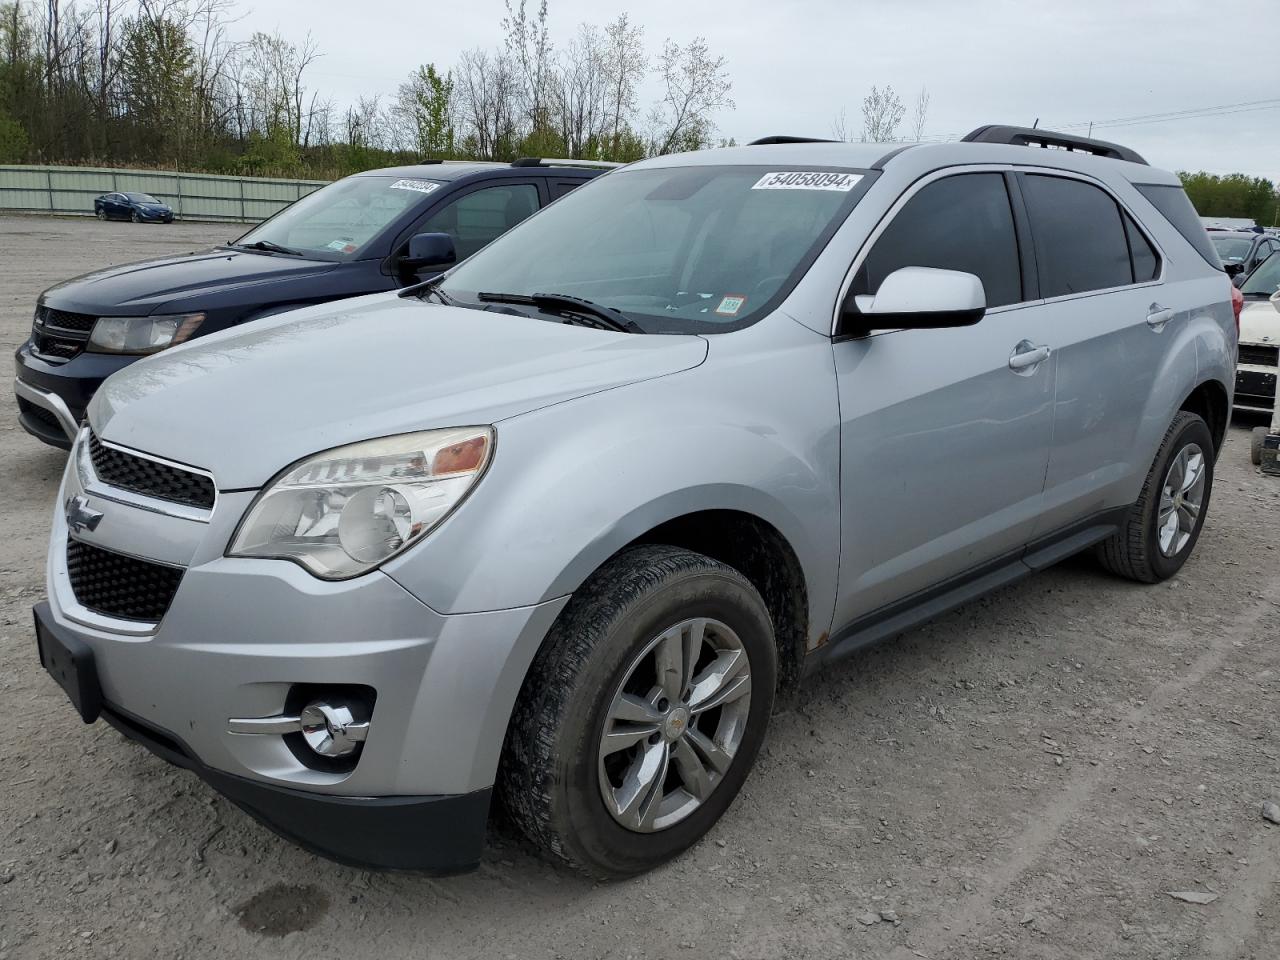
xmin=382 ymin=317 xmax=842 ymax=647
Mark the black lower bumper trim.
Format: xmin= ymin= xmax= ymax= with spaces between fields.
xmin=100 ymin=703 xmax=490 ymax=874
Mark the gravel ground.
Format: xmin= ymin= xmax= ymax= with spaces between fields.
xmin=1 ymin=215 xmax=1278 ymax=960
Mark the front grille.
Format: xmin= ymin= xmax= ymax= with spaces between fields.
xmin=1239 ymin=343 xmax=1278 ymax=367
xmin=31 ymin=305 xmax=94 ymax=364
xmin=66 ymin=538 xmax=183 ymax=622
xmin=88 ymin=432 xmax=215 ymax=509
xmin=38 ymin=306 xmax=97 ymax=332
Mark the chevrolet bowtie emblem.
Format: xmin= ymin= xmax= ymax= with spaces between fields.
xmin=65 ymin=495 xmax=103 ymax=535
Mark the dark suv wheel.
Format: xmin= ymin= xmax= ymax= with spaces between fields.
xmin=500 ymin=544 xmax=777 ymax=878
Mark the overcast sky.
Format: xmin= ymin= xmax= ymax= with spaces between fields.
xmin=237 ymin=0 xmax=1279 ymax=180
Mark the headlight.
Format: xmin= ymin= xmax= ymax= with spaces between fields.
xmin=228 ymin=427 xmax=493 ymax=579
xmin=87 ymin=313 xmax=205 ymax=354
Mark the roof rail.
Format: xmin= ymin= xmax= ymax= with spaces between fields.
xmin=961 ymin=125 xmax=1147 ymax=165
xmin=748 ymin=136 xmax=837 ymax=146
xmin=511 ymin=157 xmax=621 ymax=169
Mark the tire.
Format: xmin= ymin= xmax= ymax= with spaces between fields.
xmin=1252 ymin=426 xmax=1267 ymax=467
xmin=131 ymin=211 xmax=140 ymax=223
xmin=500 ymin=544 xmax=777 ymax=879
xmin=1095 ymin=411 xmax=1214 ymax=583
xmin=96 ymin=209 xmax=106 ymax=221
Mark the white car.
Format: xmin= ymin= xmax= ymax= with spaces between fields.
xmin=1235 ymin=253 xmax=1280 ymax=416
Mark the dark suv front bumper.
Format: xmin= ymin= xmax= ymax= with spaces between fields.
xmin=13 ymin=342 xmax=136 ymax=448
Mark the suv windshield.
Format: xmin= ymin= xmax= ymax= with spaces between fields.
xmin=235 ymin=175 xmax=441 ymax=261
xmin=1240 ymin=251 xmax=1280 ymax=297
xmin=1210 ymin=236 xmax=1253 ymax=262
xmin=439 ymin=165 xmax=870 ymax=332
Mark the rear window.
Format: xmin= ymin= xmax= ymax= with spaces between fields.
xmin=1209 ymin=236 xmax=1253 ymax=263
xmin=1135 ymin=184 xmax=1223 ymax=270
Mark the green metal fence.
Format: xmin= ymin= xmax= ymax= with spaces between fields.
xmin=0 ymin=165 xmax=328 ymax=223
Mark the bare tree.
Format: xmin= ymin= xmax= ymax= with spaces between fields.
xmin=860 ymin=84 xmax=905 ymax=142
xmin=551 ymin=23 xmax=607 ymax=157
xmin=601 ymin=13 xmax=645 ymax=154
xmin=455 ymin=46 xmax=519 ymax=160
xmin=648 ymin=36 xmax=733 ymax=155
xmin=910 ymin=86 xmax=929 ymax=141
xmin=501 ymin=0 xmax=551 ymax=135
xmin=830 ymin=107 xmax=853 ymax=142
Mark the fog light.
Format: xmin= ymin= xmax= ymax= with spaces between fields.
xmin=299 ymin=700 xmax=369 ymax=758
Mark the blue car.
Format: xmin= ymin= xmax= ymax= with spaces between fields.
xmin=17 ymin=159 xmax=611 ymax=447
xmin=95 ymin=192 xmax=175 ymax=223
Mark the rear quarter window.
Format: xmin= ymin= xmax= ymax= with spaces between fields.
xmin=1135 ymin=184 xmax=1223 ymax=270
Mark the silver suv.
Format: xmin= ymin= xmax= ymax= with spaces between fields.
xmin=35 ymin=126 xmax=1236 ymax=878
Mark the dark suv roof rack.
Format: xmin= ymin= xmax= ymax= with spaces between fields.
xmin=511 ymin=157 xmax=621 ymax=169
xmin=748 ymin=136 xmax=837 ymax=146
xmin=962 ymin=125 xmax=1147 ymax=165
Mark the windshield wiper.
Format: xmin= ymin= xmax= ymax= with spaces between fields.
xmin=477 ymin=291 xmax=644 ymax=333
xmin=230 ymin=239 xmax=306 ymax=257
xmin=401 ymin=273 xmax=456 ymax=306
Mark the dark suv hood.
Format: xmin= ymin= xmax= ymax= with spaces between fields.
xmin=41 ymin=249 xmax=338 ymax=315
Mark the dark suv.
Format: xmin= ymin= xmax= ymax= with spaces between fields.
xmin=15 ymin=159 xmax=609 ymax=448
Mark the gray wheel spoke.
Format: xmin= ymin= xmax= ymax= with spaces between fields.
xmin=600 ymin=722 xmax=660 ymax=757
xmin=610 ymin=693 xmax=665 ymax=725
xmin=688 ymin=649 xmax=751 ymax=714
xmin=686 ymin=727 xmax=734 ymax=775
xmin=671 ymin=738 xmax=713 ymax=801
xmin=1156 ymin=441 xmax=1207 ymax=558
xmin=611 ymin=741 xmax=669 ymax=829
xmin=653 ymin=626 xmax=688 ymax=703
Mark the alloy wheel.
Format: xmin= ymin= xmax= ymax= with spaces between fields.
xmin=597 ymin=617 xmax=752 ymax=833
xmin=1157 ymin=442 xmax=1205 ymax=557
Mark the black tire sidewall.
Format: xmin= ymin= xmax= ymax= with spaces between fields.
xmin=552 ymin=570 xmax=776 ymax=876
xmin=1145 ymin=415 xmax=1214 ymax=580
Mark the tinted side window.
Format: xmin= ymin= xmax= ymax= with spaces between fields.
xmin=855 ymin=173 xmax=1022 ymax=307
xmin=551 ymin=180 xmax=582 ymax=199
xmin=1021 ymin=175 xmax=1130 ymax=297
xmin=1135 ymin=183 xmax=1222 ymax=270
xmin=1123 ymin=212 xmax=1160 ymax=283
xmin=420 ymin=183 xmax=539 ymax=260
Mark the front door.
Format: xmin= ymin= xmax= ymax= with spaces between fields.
xmin=832 ymin=170 xmax=1056 ymax=627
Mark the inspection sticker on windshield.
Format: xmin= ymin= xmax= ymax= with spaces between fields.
xmin=715 ymin=294 xmax=747 ymax=316
xmin=389 ymin=179 xmax=440 ymax=195
xmin=752 ymin=171 xmax=862 ymax=192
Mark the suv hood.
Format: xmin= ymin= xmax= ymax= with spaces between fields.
xmin=41 ymin=249 xmax=337 ymax=315
xmin=91 ymin=294 xmax=708 ymax=489
xmin=1240 ymin=298 xmax=1280 ymax=346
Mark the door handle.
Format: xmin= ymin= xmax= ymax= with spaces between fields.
xmin=1146 ymin=304 xmax=1174 ymax=329
xmin=1008 ymin=340 xmax=1052 ymax=372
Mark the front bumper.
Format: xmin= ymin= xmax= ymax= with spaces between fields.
xmin=1235 ymin=358 xmax=1277 ymax=414
xmin=14 ymin=343 xmax=136 ymax=446
xmin=38 ymin=434 xmax=569 ymax=870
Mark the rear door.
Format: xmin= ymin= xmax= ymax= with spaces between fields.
xmin=832 ymin=169 xmax=1057 ymax=625
xmin=1015 ymin=171 xmax=1168 ymax=536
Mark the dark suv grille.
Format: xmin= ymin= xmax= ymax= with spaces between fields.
xmin=1239 ymin=343 xmax=1278 ymax=367
xmin=66 ymin=538 xmax=184 ymax=622
xmin=88 ymin=433 xmax=215 ymax=509
xmin=31 ymin=305 xmax=96 ymax=364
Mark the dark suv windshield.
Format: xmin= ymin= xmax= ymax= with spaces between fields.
xmin=1241 ymin=251 xmax=1280 ymax=297
xmin=440 ymin=165 xmax=871 ymax=332
xmin=235 ymin=175 xmax=441 ymax=261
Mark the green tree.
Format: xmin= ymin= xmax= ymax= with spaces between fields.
xmin=396 ymin=64 xmax=456 ymax=157
xmin=1180 ymin=171 xmax=1280 ymax=226
xmin=0 ymin=108 xmax=27 ymax=160
xmin=119 ymin=13 xmax=198 ymax=160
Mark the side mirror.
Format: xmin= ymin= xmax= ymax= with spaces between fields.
xmin=402 ymin=232 xmax=456 ymax=271
xmin=839 ymin=266 xmax=986 ymax=337
xmin=1224 ymin=262 xmax=1245 ymax=278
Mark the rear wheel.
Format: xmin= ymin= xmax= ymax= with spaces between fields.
xmin=1095 ymin=411 xmax=1214 ymax=582
xmin=96 ymin=209 xmax=106 ymax=221
xmin=500 ymin=545 xmax=777 ymax=878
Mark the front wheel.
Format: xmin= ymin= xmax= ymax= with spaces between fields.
xmin=1095 ymin=411 xmax=1214 ymax=582
xmin=130 ymin=211 xmax=141 ymax=223
xmin=500 ymin=545 xmax=777 ymax=878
